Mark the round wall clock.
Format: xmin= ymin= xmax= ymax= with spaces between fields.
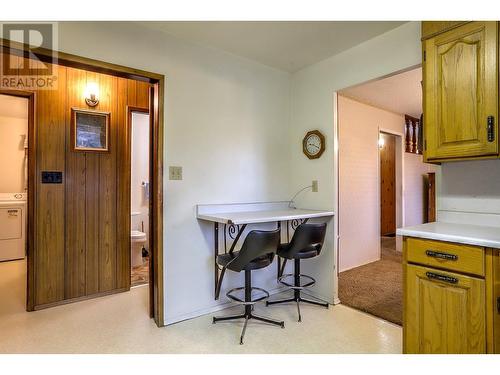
xmin=302 ymin=130 xmax=325 ymax=159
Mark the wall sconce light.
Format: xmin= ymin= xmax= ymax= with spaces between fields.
xmin=84 ymin=82 xmax=99 ymax=107
xmin=378 ymin=135 xmax=385 ymax=149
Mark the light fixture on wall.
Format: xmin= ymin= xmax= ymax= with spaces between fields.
xmin=84 ymin=82 xmax=100 ymax=107
xmin=378 ymin=134 xmax=385 ymax=149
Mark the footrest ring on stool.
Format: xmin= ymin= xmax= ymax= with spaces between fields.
xmin=226 ymin=286 xmax=270 ymax=305
xmin=277 ymin=273 xmax=316 ymax=290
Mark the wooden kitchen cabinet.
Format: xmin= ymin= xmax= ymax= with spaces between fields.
xmin=403 ymin=237 xmax=495 ymax=354
xmin=422 ymin=21 xmax=499 ymax=162
xmin=404 ymin=263 xmax=485 ymax=353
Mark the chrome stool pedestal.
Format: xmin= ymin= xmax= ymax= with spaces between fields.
xmin=213 ymin=269 xmax=284 ymax=345
xmin=266 ymin=258 xmax=328 ymax=322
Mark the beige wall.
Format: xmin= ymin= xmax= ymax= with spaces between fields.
xmin=404 ymin=152 xmax=437 ymax=227
xmin=338 ymin=95 xmax=437 ymax=271
xmin=0 ymin=95 xmax=28 ymax=193
xmin=338 ymin=96 xmax=405 ymax=271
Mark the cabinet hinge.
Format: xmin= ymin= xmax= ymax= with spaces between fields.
xmin=423 ymin=50 xmax=426 ymax=62
xmin=497 ymin=297 xmax=500 ymax=313
xmin=424 ymin=139 xmax=427 ymax=150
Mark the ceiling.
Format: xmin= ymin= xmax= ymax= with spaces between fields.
xmin=340 ymin=67 xmax=422 ymax=118
xmin=0 ymin=94 xmax=28 ymax=119
xmin=141 ymin=21 xmax=406 ymax=72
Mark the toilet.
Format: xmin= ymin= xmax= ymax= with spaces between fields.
xmin=131 ymin=229 xmax=147 ymax=267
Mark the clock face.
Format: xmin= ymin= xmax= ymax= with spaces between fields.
xmin=306 ymin=134 xmax=322 ymax=155
xmin=303 ymin=130 xmax=325 ymax=159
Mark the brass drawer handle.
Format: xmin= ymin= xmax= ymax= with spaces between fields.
xmin=425 ymin=250 xmax=458 ymax=261
xmin=426 ymin=272 xmax=458 ymax=284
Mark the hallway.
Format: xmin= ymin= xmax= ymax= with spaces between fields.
xmin=338 ymin=237 xmax=402 ymax=325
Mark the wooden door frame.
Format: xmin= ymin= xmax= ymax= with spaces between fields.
xmin=1 ymin=39 xmax=165 ymax=327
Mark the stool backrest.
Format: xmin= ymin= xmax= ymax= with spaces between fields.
xmin=227 ymin=229 xmax=280 ymax=272
xmin=287 ymin=223 xmax=327 ymax=257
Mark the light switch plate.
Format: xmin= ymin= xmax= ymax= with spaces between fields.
xmin=169 ymin=166 xmax=183 ymax=180
xmin=312 ymin=180 xmax=318 ymax=192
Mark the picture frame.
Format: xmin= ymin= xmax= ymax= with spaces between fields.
xmin=71 ymin=108 xmax=110 ymax=152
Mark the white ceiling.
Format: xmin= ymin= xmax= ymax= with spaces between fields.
xmin=141 ymin=21 xmax=406 ymax=72
xmin=340 ymin=67 xmax=422 ymax=118
xmin=0 ymin=94 xmax=28 ymax=119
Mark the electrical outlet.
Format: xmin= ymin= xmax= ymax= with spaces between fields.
xmin=312 ymin=180 xmax=318 ymax=192
xmin=169 ymin=166 xmax=183 ymax=180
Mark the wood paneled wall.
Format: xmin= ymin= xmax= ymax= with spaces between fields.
xmin=2 ymin=52 xmax=150 ymax=309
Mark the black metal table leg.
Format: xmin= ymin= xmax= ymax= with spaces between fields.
xmin=277 ymin=221 xmax=281 ymax=280
xmin=214 ymin=222 xmax=219 ymax=299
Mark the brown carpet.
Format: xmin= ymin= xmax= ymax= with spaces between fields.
xmin=338 ymin=237 xmax=402 ymax=325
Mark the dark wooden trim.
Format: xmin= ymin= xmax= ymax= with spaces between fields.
xmin=1 ymin=38 xmax=163 ymax=83
xmin=1 ymin=43 xmax=166 ymax=326
xmin=33 ymin=287 xmax=129 ymax=310
xmin=0 ymin=90 xmax=37 ymax=311
xmin=150 ymin=82 xmax=164 ymax=326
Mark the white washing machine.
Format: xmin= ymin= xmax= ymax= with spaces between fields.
xmin=0 ymin=193 xmax=27 ymax=262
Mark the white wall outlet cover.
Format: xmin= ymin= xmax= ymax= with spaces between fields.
xmin=312 ymin=180 xmax=318 ymax=192
xmin=169 ymin=166 xmax=183 ymax=180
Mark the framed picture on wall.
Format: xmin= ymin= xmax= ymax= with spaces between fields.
xmin=71 ymin=108 xmax=110 ymax=152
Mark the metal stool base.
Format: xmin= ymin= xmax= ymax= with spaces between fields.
xmin=213 ymin=311 xmax=285 ymax=345
xmin=266 ymin=296 xmax=328 ymax=322
xmin=268 ymin=270 xmax=328 ymax=322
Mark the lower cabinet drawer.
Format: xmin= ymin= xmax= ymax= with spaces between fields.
xmin=404 ymin=263 xmax=486 ymax=354
xmin=406 ymin=237 xmax=485 ymax=276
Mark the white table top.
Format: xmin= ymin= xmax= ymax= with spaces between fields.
xmin=397 ymin=222 xmax=500 ymax=249
xmin=197 ymin=208 xmax=334 ymax=225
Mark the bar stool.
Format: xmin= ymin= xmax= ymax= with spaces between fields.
xmin=212 ymin=229 xmax=285 ymax=345
xmin=266 ymin=223 xmax=329 ymax=322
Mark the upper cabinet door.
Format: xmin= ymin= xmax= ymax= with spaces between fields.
xmin=423 ymin=21 xmax=498 ymax=161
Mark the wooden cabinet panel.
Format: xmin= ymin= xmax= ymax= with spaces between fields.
xmin=421 ymin=21 xmax=469 ymax=40
xmin=405 ymin=263 xmax=486 ymax=353
xmin=423 ymin=21 xmax=498 ymax=161
xmin=406 ymin=237 xmax=485 ymax=277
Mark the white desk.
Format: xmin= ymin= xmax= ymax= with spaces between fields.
xmin=196 ymin=202 xmax=334 ymax=299
xmin=197 ymin=208 xmax=334 ymax=225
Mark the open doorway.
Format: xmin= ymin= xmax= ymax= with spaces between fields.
xmin=0 ymin=92 xmax=31 ymax=316
xmin=130 ymin=109 xmax=150 ymax=288
xmin=336 ymin=66 xmax=438 ymax=326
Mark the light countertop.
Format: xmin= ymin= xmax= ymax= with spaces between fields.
xmin=197 ymin=208 xmax=334 ymax=225
xmin=397 ymin=222 xmax=500 ymax=249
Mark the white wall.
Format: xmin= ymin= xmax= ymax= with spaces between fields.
xmin=131 ymin=112 xmax=150 ymax=248
xmin=437 ymin=159 xmax=500 ymax=227
xmin=55 ymin=22 xmax=292 ymax=324
xmin=404 ymin=153 xmax=437 ymax=226
xmin=0 ymin=95 xmax=28 ymax=193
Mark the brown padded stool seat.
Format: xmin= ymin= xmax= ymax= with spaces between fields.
xmin=216 ymin=251 xmax=274 ymax=271
xmin=277 ymin=243 xmax=321 ymax=260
